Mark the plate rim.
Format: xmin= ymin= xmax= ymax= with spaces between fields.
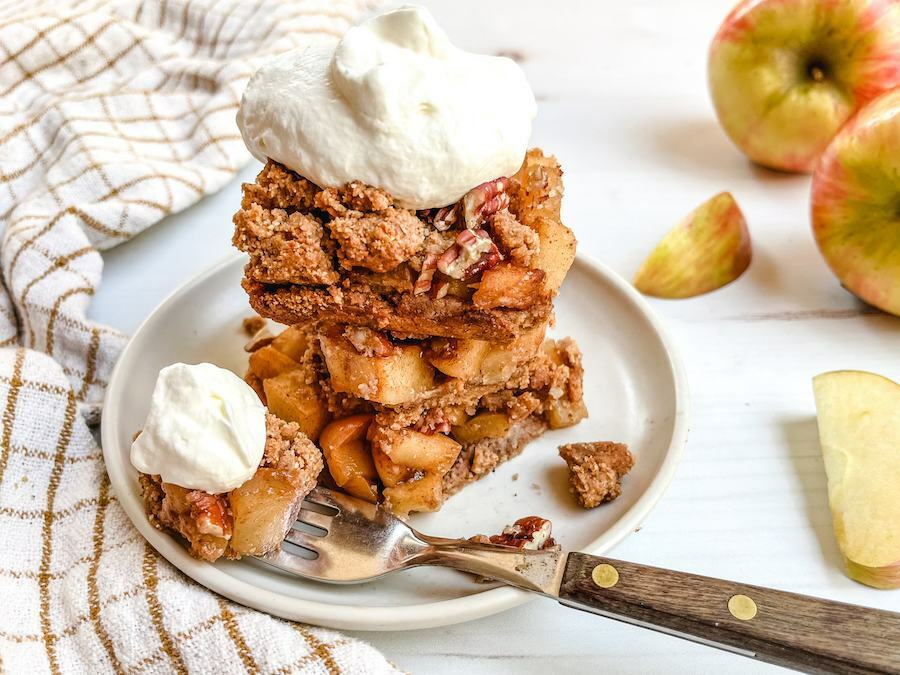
xmin=101 ymin=252 xmax=690 ymax=631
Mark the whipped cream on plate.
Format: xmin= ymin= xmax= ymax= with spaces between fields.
xmin=131 ymin=363 xmax=266 ymax=494
xmin=236 ymin=4 xmax=536 ymax=209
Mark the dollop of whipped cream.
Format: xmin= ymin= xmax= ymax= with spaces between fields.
xmin=236 ymin=5 xmax=536 ymax=209
xmin=131 ymin=363 xmax=266 ymax=493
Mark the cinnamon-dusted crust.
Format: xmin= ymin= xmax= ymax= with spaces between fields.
xmin=234 ymin=149 xmax=568 ymax=341
xmin=139 ymin=414 xmax=322 ymax=562
xmin=243 ymin=277 xmax=550 ymax=342
xmin=443 ymin=416 xmax=548 ymax=496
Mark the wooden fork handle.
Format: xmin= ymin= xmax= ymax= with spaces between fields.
xmin=558 ymin=553 xmax=900 ymax=674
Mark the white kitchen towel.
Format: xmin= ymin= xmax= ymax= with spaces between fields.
xmin=0 ymin=1 xmax=399 ymax=672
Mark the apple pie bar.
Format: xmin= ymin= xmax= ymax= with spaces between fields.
xmin=244 ymin=322 xmax=587 ymax=517
xmin=139 ymin=414 xmax=323 ymax=562
xmin=234 ymin=149 xmax=576 ymax=342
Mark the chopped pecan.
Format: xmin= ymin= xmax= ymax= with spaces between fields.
xmin=413 ymin=253 xmax=439 ymax=295
xmin=186 ymin=492 xmax=233 ymax=539
xmin=463 ymin=178 xmax=510 ymax=229
xmin=437 ymin=229 xmax=502 ymax=280
xmin=485 ymin=516 xmax=556 ymax=550
xmin=464 ymin=247 xmax=502 ymax=279
xmin=343 ymin=326 xmax=395 ymax=357
xmin=430 ymin=277 xmax=450 ymax=300
xmin=433 ymin=204 xmax=460 ymax=231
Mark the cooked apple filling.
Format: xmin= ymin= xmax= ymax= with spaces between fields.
xmin=234 ymin=149 xmax=576 ymax=342
xmin=245 ymin=323 xmax=586 ymax=517
xmin=139 ymin=414 xmax=323 ymax=562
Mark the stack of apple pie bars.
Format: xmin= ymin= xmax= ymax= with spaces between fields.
xmin=236 ymin=150 xmax=587 ymax=517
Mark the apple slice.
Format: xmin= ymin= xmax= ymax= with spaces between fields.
xmin=813 ymin=370 xmax=900 ymax=589
xmin=633 ymin=192 xmax=751 ymax=299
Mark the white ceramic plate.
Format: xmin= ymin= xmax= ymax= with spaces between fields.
xmin=102 ymin=253 xmax=689 ymax=631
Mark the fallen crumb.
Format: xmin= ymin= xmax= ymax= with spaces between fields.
xmin=242 ymin=315 xmax=266 ymax=336
xmin=530 ymin=482 xmax=541 ymax=495
xmin=511 ymin=473 xmax=519 ymax=482
xmin=558 ymin=441 xmax=635 ymax=509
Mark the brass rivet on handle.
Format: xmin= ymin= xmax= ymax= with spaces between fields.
xmin=591 ymin=564 xmax=619 ymax=589
xmin=728 ymin=594 xmax=758 ymax=621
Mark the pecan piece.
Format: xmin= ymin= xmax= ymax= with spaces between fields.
xmin=343 ymin=326 xmax=395 ymax=357
xmin=462 ymin=177 xmax=510 ymax=229
xmin=186 ymin=491 xmax=233 ymax=539
xmin=430 ymin=277 xmax=450 ymax=300
xmin=479 ymin=516 xmax=557 ymax=550
xmin=437 ymin=229 xmax=502 ymax=280
xmin=413 ymin=253 xmax=439 ymax=296
xmin=433 ymin=204 xmax=460 ymax=231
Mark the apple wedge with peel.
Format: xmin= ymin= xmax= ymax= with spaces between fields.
xmin=813 ymin=370 xmax=900 ymax=589
xmin=633 ymin=192 xmax=751 ymax=299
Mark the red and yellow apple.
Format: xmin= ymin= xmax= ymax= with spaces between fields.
xmin=811 ymin=87 xmax=900 ymax=315
xmin=709 ymin=0 xmax=900 ymax=173
xmin=633 ymin=192 xmax=752 ymax=299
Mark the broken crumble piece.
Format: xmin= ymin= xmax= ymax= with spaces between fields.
xmin=243 ymin=315 xmax=267 ymax=336
xmin=558 ymin=441 xmax=634 ymax=509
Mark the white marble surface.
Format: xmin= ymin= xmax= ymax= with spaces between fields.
xmin=90 ymin=1 xmax=900 ymax=672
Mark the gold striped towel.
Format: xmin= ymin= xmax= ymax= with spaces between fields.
xmin=0 ymin=1 xmax=399 ymax=672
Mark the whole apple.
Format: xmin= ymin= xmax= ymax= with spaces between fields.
xmin=812 ymin=87 xmax=900 ymax=315
xmin=709 ymin=0 xmax=900 ymax=173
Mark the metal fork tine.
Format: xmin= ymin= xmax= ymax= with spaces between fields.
xmin=254 ymin=487 xmax=427 ymax=583
xmin=284 ymin=528 xmax=323 ymax=550
xmin=297 ymin=508 xmax=332 ymax=531
xmin=302 ymin=488 xmax=343 ymax=511
xmin=259 ymin=547 xmax=325 ymax=578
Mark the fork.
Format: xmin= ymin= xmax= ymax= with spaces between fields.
xmin=259 ymin=488 xmax=900 ymax=674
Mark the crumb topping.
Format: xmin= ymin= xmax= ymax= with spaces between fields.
xmin=233 ymin=205 xmax=338 ymax=285
xmin=490 ymin=208 xmax=539 ymax=266
xmin=314 ymin=181 xmax=394 ymax=215
xmin=262 ymin=413 xmax=324 ymax=480
xmin=329 ymin=210 xmax=425 ymax=272
xmin=239 ymin=161 xmax=318 ymax=211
